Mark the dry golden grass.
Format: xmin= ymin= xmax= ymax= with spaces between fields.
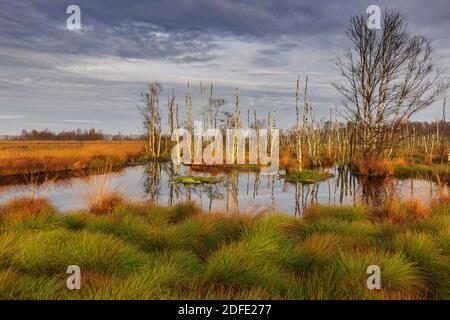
xmin=0 ymin=197 xmax=55 ymax=225
xmin=374 ymin=199 xmax=432 ymax=224
xmin=80 ymin=164 xmax=125 ymax=214
xmin=351 ymin=158 xmax=395 ymax=177
xmin=350 ymin=156 xmax=450 ymax=182
xmin=0 ymin=141 xmax=145 ymax=176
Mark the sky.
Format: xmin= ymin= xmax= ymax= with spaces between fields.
xmin=1 ymin=0 xmax=449 ymax=135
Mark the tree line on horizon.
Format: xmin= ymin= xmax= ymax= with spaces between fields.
xmin=1 ymin=128 xmax=144 ymax=141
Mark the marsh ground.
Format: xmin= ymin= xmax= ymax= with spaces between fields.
xmin=0 ymin=196 xmax=448 ymax=300
xmin=0 ymin=141 xmax=145 ymax=176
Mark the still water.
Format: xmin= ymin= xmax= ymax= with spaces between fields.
xmin=0 ymin=163 xmax=443 ymax=215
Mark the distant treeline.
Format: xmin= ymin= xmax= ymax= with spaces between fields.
xmin=20 ymin=128 xmax=104 ymax=140
xmin=407 ymin=121 xmax=450 ymax=135
xmin=2 ymin=129 xmax=144 ymax=141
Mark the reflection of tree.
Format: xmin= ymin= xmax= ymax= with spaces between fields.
xmin=336 ymin=169 xmax=350 ymax=204
xmin=302 ymin=183 xmax=319 ymax=206
xmin=231 ymin=172 xmax=239 ymax=214
xmin=202 ymin=185 xmax=223 ymax=212
xmin=142 ymin=161 xmax=162 ymax=203
xmin=294 ymin=181 xmax=301 ymax=216
xmin=271 ymin=175 xmax=275 ymax=214
xmin=140 ymin=162 xmax=441 ymax=215
xmin=164 ymin=162 xmax=174 ymax=206
xmin=246 ymin=172 xmax=250 ymax=196
xmin=224 ymin=171 xmax=239 ymax=214
xmin=334 ymin=169 xmax=360 ymax=205
xmin=358 ymin=176 xmax=397 ymax=206
xmin=253 ymin=172 xmax=260 ymax=198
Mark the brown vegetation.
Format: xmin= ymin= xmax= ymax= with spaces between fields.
xmin=0 ymin=141 xmax=145 ymax=176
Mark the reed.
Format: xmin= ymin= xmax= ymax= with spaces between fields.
xmin=81 ymin=164 xmax=123 ymax=214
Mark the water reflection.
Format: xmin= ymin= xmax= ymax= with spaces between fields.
xmin=0 ymin=162 xmax=444 ymax=214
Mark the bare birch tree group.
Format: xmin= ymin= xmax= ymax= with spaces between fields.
xmin=137 ymin=9 xmax=449 ymax=175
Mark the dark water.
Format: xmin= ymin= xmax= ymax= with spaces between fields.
xmin=0 ymin=163 xmax=443 ymax=215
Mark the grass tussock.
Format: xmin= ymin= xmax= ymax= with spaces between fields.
xmin=169 ymin=176 xmax=224 ymax=185
xmin=0 ymin=196 xmax=448 ymax=300
xmin=88 ymin=194 xmax=125 ymax=215
xmin=283 ymin=169 xmax=333 ymax=184
xmin=351 ymin=158 xmax=395 ymax=177
xmin=0 ymin=197 xmax=56 ymax=227
xmin=82 ymin=164 xmax=125 ymax=214
xmin=351 ymin=157 xmax=450 ymax=182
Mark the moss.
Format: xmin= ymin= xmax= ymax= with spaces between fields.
xmin=282 ymin=170 xmax=333 ymax=184
xmin=190 ymin=163 xmax=266 ymax=172
xmin=169 ymin=176 xmax=224 ymax=184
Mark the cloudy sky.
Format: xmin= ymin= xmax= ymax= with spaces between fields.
xmin=1 ymin=0 xmax=449 ymax=135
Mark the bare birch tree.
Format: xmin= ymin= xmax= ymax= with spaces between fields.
xmin=333 ymin=10 xmax=449 ymax=159
xmin=138 ymin=82 xmax=162 ymax=158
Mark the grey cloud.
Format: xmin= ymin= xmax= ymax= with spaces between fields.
xmin=0 ymin=0 xmax=449 ymax=135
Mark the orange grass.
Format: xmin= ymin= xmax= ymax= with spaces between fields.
xmin=0 ymin=197 xmax=55 ymax=224
xmin=372 ymin=199 xmax=432 ymax=224
xmin=351 ymin=158 xmax=395 ymax=177
xmin=0 ymin=141 xmax=145 ymax=176
xmin=81 ymin=164 xmax=125 ymax=215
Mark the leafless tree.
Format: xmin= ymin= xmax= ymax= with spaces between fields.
xmin=333 ymin=10 xmax=449 ymax=159
xmin=202 ymin=84 xmax=225 ymax=130
xmin=138 ymin=82 xmax=162 ymax=158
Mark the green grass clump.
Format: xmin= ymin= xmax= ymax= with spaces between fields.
xmin=394 ymin=163 xmax=450 ymax=182
xmin=0 ymin=196 xmax=448 ymax=300
xmin=167 ymin=213 xmax=241 ymax=256
xmin=433 ymin=200 xmax=450 ymax=216
xmin=66 ymin=231 xmax=149 ymax=272
xmin=305 ymin=205 xmax=369 ymax=222
xmin=305 ymin=217 xmax=379 ymax=247
xmin=321 ymin=250 xmax=423 ymax=299
xmin=281 ymin=233 xmax=340 ymax=274
xmin=6 ymin=273 xmax=67 ymax=300
xmin=393 ymin=232 xmax=450 ymax=298
xmin=0 ymin=268 xmax=18 ymax=298
xmin=0 ymin=233 xmax=20 ymax=267
xmin=11 ymin=229 xmax=73 ymax=274
xmin=0 ymin=197 xmax=56 ymax=227
xmin=170 ymin=176 xmax=223 ymax=185
xmin=9 ymin=228 xmax=148 ymax=275
xmin=394 ymin=164 xmax=433 ymax=177
xmin=80 ymin=250 xmax=203 ymax=299
xmin=166 ymin=201 xmax=199 ymax=223
xmin=283 ymin=170 xmax=333 ymax=184
xmin=202 ymin=237 xmax=289 ymax=292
